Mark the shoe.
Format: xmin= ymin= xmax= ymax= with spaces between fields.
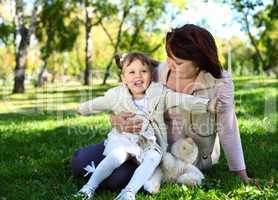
xmin=74 ymin=184 xmax=96 ymax=200
xmin=114 ymin=188 xmax=135 ymax=200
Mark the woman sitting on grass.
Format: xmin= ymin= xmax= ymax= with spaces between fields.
xmin=75 ymin=52 xmax=218 ymax=200
xmin=71 ymin=24 xmax=251 ymax=192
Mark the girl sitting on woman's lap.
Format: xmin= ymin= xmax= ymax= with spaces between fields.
xmin=75 ymin=52 xmax=218 ymax=200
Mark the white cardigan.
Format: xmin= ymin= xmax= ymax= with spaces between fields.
xmin=79 ymin=82 xmax=209 ymax=155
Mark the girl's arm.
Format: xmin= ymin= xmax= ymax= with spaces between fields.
xmin=78 ymin=88 xmax=117 ymax=116
xmin=78 ymin=96 xmax=112 ymax=116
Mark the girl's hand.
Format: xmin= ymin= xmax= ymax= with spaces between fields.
xmin=208 ymin=97 xmax=226 ymax=113
xmin=110 ymin=112 xmax=143 ymax=133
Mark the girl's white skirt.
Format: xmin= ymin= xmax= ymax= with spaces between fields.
xmin=103 ymin=128 xmax=160 ymax=163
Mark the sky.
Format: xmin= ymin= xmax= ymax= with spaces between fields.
xmin=168 ymin=0 xmax=272 ymax=40
xmin=167 ymin=0 xmax=247 ymax=39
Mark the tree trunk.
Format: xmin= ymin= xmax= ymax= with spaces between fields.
xmin=102 ymin=57 xmax=114 ymax=85
xmin=37 ymin=59 xmax=48 ymax=87
xmin=13 ymin=67 xmax=25 ymax=93
xmin=13 ymin=26 xmax=29 ymax=93
xmin=13 ymin=0 xmax=39 ymax=93
xmin=243 ymin=13 xmax=267 ymax=72
xmin=84 ymin=0 xmax=93 ymax=85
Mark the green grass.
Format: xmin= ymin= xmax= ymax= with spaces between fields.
xmin=0 ymin=77 xmax=277 ymax=200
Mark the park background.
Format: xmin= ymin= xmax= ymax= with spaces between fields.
xmin=0 ymin=0 xmax=277 ymax=199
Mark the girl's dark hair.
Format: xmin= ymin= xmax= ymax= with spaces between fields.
xmin=115 ymin=52 xmax=159 ymax=72
xmin=166 ymin=24 xmax=222 ymax=78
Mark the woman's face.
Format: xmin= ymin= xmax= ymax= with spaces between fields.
xmin=167 ymin=54 xmax=199 ymax=79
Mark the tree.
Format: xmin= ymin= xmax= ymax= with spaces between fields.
xmin=230 ymin=0 xmax=278 ymax=73
xmin=12 ymin=0 xmax=40 ymax=93
xmin=254 ymin=1 xmax=278 ymax=72
xmin=217 ymin=37 xmax=254 ymax=75
xmin=101 ymin=1 xmax=132 ymax=84
xmin=83 ymin=0 xmax=94 ymax=85
xmin=83 ymin=0 xmax=117 ymax=85
xmin=35 ymin=0 xmax=79 ymax=86
xmin=71 ymin=0 xmax=117 ymax=85
xmin=0 ymin=2 xmax=16 ymax=83
xmin=120 ymin=0 xmax=165 ymax=52
xmin=101 ymin=0 xmax=168 ymax=84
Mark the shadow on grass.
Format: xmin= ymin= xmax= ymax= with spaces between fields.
xmin=0 ymin=123 xmax=110 ymax=199
xmin=0 ymin=109 xmax=77 ymax=124
xmin=0 ymin=83 xmax=115 ymax=100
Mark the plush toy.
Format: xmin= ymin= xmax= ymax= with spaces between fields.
xmin=143 ymin=137 xmax=204 ymax=194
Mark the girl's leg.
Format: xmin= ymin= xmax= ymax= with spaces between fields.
xmin=83 ymin=148 xmax=129 ymax=189
xmin=124 ymin=149 xmax=162 ymax=194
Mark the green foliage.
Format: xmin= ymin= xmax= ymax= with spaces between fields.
xmin=36 ymin=0 xmax=80 ymax=60
xmin=231 ymin=0 xmax=263 ymax=12
xmin=217 ymin=37 xmax=255 ymax=75
xmin=230 ymin=0 xmax=278 ymax=72
xmin=118 ymin=0 xmax=167 ymax=54
xmin=168 ymin=0 xmax=186 ymax=10
xmin=2 ymin=0 xmax=277 ymax=89
xmin=0 ymin=77 xmax=277 ymax=199
xmin=0 ymin=23 xmax=14 ymax=45
xmin=92 ymin=0 xmax=118 ymax=19
xmin=0 ymin=46 xmax=14 ymax=80
xmin=253 ymin=2 xmax=278 ymax=70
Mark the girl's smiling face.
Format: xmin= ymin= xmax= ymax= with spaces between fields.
xmin=121 ymin=59 xmax=152 ymax=99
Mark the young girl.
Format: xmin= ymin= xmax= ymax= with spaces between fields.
xmin=75 ymin=52 xmax=215 ymax=200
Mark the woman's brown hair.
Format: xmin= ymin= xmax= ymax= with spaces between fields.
xmin=166 ymin=24 xmax=222 ymax=78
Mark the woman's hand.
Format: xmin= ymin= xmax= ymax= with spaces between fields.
xmin=238 ymin=170 xmax=275 ymax=190
xmin=110 ymin=112 xmax=143 ymax=133
xmin=237 ymin=169 xmax=252 ymax=183
xmin=207 ymin=97 xmax=226 ymax=113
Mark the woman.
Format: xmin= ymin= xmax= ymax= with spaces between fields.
xmin=71 ymin=24 xmax=251 ymax=191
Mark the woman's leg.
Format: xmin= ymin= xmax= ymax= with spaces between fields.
xmin=70 ymin=141 xmax=138 ymax=191
xmin=71 ymin=141 xmax=105 ymax=176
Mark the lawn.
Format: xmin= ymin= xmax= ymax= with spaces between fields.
xmin=0 ymin=77 xmax=277 ymax=200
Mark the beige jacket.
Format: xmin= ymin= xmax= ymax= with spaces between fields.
xmin=158 ymin=62 xmax=244 ymax=170
xmin=79 ymin=82 xmax=210 ymax=154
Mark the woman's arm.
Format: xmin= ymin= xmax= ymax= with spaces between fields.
xmin=218 ymin=109 xmax=250 ymax=182
xmin=165 ymin=89 xmax=218 ymax=114
xmin=110 ymin=112 xmax=143 ymax=133
xmin=216 ymin=72 xmax=251 ymax=182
